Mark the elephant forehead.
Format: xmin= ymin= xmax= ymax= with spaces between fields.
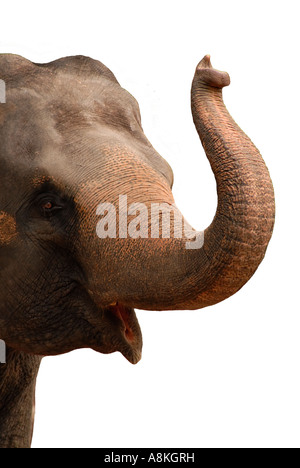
xmin=0 ymin=211 xmax=17 ymax=244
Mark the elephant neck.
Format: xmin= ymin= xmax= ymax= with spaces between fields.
xmin=0 ymin=346 xmax=41 ymax=448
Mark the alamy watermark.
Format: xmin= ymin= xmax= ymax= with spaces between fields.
xmin=0 ymin=340 xmax=6 ymax=364
xmin=96 ymin=195 xmax=204 ymax=249
xmin=0 ymin=79 xmax=6 ymax=103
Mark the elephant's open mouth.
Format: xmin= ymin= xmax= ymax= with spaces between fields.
xmin=108 ymin=303 xmax=136 ymax=342
xmin=86 ymin=289 xmax=142 ymax=364
xmin=100 ymin=302 xmax=143 ymax=365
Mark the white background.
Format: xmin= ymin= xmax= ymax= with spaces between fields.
xmin=1 ymin=0 xmax=299 ymax=449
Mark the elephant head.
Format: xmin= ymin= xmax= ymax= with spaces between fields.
xmin=0 ymin=54 xmax=275 ymax=447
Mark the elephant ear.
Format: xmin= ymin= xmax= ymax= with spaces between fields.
xmin=0 ymin=57 xmax=25 ymax=249
xmin=0 ymin=212 xmax=17 ymax=246
xmin=0 ymin=67 xmax=14 ymax=246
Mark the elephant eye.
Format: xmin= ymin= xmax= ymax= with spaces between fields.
xmin=43 ymin=201 xmax=53 ymax=210
xmin=38 ymin=196 xmax=64 ymax=217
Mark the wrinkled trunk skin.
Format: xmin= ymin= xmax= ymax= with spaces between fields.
xmin=78 ymin=56 xmax=275 ymax=311
xmin=186 ymin=55 xmax=275 ymax=308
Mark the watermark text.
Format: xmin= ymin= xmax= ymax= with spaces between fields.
xmin=0 ymin=340 xmax=6 ymax=364
xmin=0 ymin=79 xmax=6 ymax=103
xmin=96 ymin=195 xmax=204 ymax=249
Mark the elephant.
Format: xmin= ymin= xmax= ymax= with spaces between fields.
xmin=0 ymin=53 xmax=275 ymax=448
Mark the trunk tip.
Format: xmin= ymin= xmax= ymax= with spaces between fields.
xmin=194 ymin=55 xmax=230 ymax=89
xmin=198 ymin=54 xmax=212 ymax=69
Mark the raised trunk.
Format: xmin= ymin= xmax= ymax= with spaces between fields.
xmin=184 ymin=55 xmax=275 ymax=308
xmin=80 ymin=56 xmax=275 ymax=311
xmin=0 ymin=347 xmax=41 ymax=448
